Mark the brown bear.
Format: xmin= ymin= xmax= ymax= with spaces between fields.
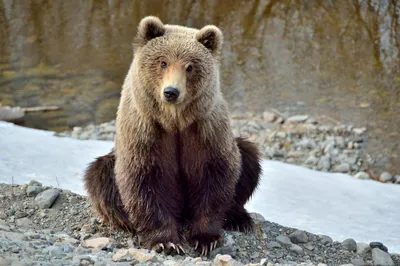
xmin=84 ymin=16 xmax=261 ymax=256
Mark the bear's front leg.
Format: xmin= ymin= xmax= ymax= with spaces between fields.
xmin=116 ymin=162 xmax=185 ymax=254
xmin=187 ymin=158 xmax=237 ymax=256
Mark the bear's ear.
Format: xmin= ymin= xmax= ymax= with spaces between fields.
xmin=135 ymin=16 xmax=166 ymax=47
xmin=195 ymin=25 xmax=223 ymax=58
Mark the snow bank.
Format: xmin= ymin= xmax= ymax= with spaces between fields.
xmin=1 ymin=121 xmax=399 ymax=252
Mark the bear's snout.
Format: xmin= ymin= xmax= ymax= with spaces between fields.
xmin=163 ymin=86 xmax=180 ymax=103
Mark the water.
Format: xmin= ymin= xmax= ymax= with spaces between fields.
xmin=0 ymin=0 xmax=399 ymax=173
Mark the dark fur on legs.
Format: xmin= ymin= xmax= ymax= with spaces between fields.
xmin=84 ymin=150 xmax=134 ymax=233
xmin=223 ymin=137 xmax=262 ymax=232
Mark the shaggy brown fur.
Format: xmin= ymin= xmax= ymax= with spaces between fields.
xmin=84 ymin=16 xmax=261 ymax=255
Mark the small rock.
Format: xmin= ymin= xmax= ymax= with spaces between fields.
xmin=357 ymin=243 xmax=371 ymax=254
xmin=372 ymin=248 xmax=394 ymax=266
xmin=128 ymin=248 xmax=155 ymax=263
xmin=319 ymin=235 xmax=333 ymax=245
xmin=353 ymin=127 xmax=366 ymax=135
xmin=249 ymin=212 xmax=266 ymax=222
xmin=46 ymin=246 xmax=64 ymax=257
xmin=354 ymin=172 xmax=370 ymax=180
xmin=28 ymin=180 xmax=42 ymax=187
xmin=304 ymin=243 xmax=314 ymax=251
xmin=276 ymin=235 xmax=292 ymax=247
xmin=26 ymin=185 xmax=43 ymax=197
xmin=379 ymin=172 xmax=393 ymax=183
xmin=394 ymin=176 xmax=400 ymax=184
xmin=15 ymin=217 xmax=33 ymax=229
xmin=334 ymin=163 xmax=351 ymax=173
xmin=82 ymin=237 xmax=115 ymax=249
xmin=289 ymin=244 xmax=303 ymax=254
xmin=35 ymin=189 xmax=60 ymax=209
xmin=370 ymin=242 xmax=388 ymax=252
xmin=276 ymin=132 xmax=287 ymax=139
xmin=295 ymin=139 xmax=317 ymax=149
xmin=214 ymin=254 xmax=243 ymax=266
xmin=318 ymin=156 xmax=331 ymax=171
xmin=286 ymin=115 xmax=309 ymax=123
xmin=341 ymin=238 xmax=357 ymax=251
xmin=305 ymin=155 xmax=319 ymax=165
xmin=266 ymin=241 xmax=281 ymax=249
xmin=112 ymin=249 xmax=132 ymax=262
xmin=351 ymin=258 xmax=366 ymax=266
xmin=262 ymin=111 xmax=277 ymax=123
xmin=289 ymin=230 xmax=309 ymax=244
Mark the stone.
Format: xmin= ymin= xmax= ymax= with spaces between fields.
xmin=305 ymin=155 xmax=319 ymax=165
xmin=10 ymin=261 xmax=29 ymax=266
xmin=319 ymin=235 xmax=333 ymax=245
xmin=112 ymin=249 xmax=132 ymax=262
xmin=82 ymin=237 xmax=115 ymax=249
xmin=266 ymin=241 xmax=281 ymax=249
xmin=372 ymin=248 xmax=394 ymax=266
xmin=286 ymin=115 xmax=309 ymax=123
xmin=262 ymin=111 xmax=277 ymax=123
xmin=379 ymin=172 xmax=393 ymax=183
xmin=276 ymin=235 xmax=292 ymax=247
xmin=289 ymin=230 xmax=309 ymax=244
xmin=289 ymin=244 xmax=303 ymax=254
xmin=26 ymin=185 xmax=43 ymax=197
xmin=295 ymin=139 xmax=317 ymax=149
xmin=46 ymin=246 xmax=64 ymax=257
xmin=351 ymin=258 xmax=366 ymax=266
xmin=35 ymin=189 xmax=60 ymax=209
xmin=28 ymin=180 xmax=42 ymax=187
xmin=353 ymin=127 xmax=366 ymax=135
xmin=214 ymin=254 xmax=243 ymax=266
xmin=249 ymin=212 xmax=266 ymax=222
xmin=356 ymin=243 xmax=371 ymax=254
xmin=15 ymin=217 xmax=33 ymax=229
xmin=333 ymin=163 xmax=350 ymax=173
xmin=128 ymin=248 xmax=155 ymax=263
xmin=369 ymin=242 xmax=388 ymax=252
xmin=394 ymin=176 xmax=400 ymax=184
xmin=0 ymin=258 xmax=12 ymax=266
xmin=354 ymin=172 xmax=370 ymax=180
xmin=317 ymin=156 xmax=331 ymax=171
xmin=341 ymin=238 xmax=357 ymax=251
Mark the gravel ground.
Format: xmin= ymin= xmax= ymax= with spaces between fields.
xmin=0 ymin=182 xmax=399 ymax=266
xmin=55 ymin=110 xmax=399 ymax=185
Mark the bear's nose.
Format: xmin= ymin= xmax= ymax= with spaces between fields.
xmin=163 ymin=87 xmax=180 ymax=102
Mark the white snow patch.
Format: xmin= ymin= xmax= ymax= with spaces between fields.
xmin=0 ymin=121 xmax=399 ymax=253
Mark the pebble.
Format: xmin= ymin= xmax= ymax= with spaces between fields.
xmin=354 ymin=172 xmax=370 ymax=180
xmin=333 ymin=163 xmax=350 ymax=173
xmin=371 ymin=248 xmax=394 ymax=266
xmin=317 ymin=156 xmax=331 ymax=171
xmin=286 ymin=115 xmax=309 ymax=123
xmin=262 ymin=111 xmax=277 ymax=123
xmin=214 ymin=254 xmax=242 ymax=266
xmin=35 ymin=189 xmax=60 ymax=209
xmin=341 ymin=238 xmax=357 ymax=252
xmin=379 ymin=172 xmax=393 ymax=183
xmin=112 ymin=249 xmax=132 ymax=262
xmin=289 ymin=244 xmax=303 ymax=254
xmin=15 ymin=218 xmax=33 ymax=229
xmin=369 ymin=242 xmax=388 ymax=252
xmin=266 ymin=242 xmax=282 ymax=249
xmin=128 ymin=248 xmax=155 ymax=263
xmin=82 ymin=237 xmax=115 ymax=249
xmin=276 ymin=235 xmax=292 ymax=247
xmin=289 ymin=230 xmax=308 ymax=244
xmin=351 ymin=258 xmax=366 ymax=266
xmin=356 ymin=243 xmax=371 ymax=255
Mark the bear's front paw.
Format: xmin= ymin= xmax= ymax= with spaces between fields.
xmin=152 ymin=242 xmax=185 ymax=255
xmin=190 ymin=232 xmax=222 ymax=256
xmin=137 ymin=227 xmax=184 ymax=255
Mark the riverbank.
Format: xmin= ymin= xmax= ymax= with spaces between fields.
xmin=56 ymin=110 xmax=400 ymax=185
xmin=0 ymin=182 xmax=399 ymax=266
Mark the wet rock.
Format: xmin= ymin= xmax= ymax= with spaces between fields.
xmin=354 ymin=172 xmax=370 ymax=180
xmin=372 ymin=248 xmax=394 ymax=266
xmin=276 ymin=235 xmax=292 ymax=247
xmin=286 ymin=115 xmax=309 ymax=123
xmin=333 ymin=163 xmax=350 ymax=173
xmin=369 ymin=242 xmax=388 ymax=252
xmin=289 ymin=230 xmax=308 ymax=244
xmin=341 ymin=238 xmax=357 ymax=252
xmin=357 ymin=243 xmax=371 ymax=254
xmin=379 ymin=172 xmax=393 ymax=183
xmin=35 ymin=189 xmax=60 ymax=209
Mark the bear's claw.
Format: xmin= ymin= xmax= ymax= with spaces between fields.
xmin=152 ymin=242 xmax=185 ymax=254
xmin=193 ymin=240 xmax=219 ymax=256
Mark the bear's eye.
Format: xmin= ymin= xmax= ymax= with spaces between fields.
xmin=160 ymin=61 xmax=167 ymax=68
xmin=186 ymin=65 xmax=193 ymax=72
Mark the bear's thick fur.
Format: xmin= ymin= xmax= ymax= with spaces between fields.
xmin=84 ymin=16 xmax=261 ymax=255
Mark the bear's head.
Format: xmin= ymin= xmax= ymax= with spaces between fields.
xmin=129 ymin=16 xmax=224 ymax=130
